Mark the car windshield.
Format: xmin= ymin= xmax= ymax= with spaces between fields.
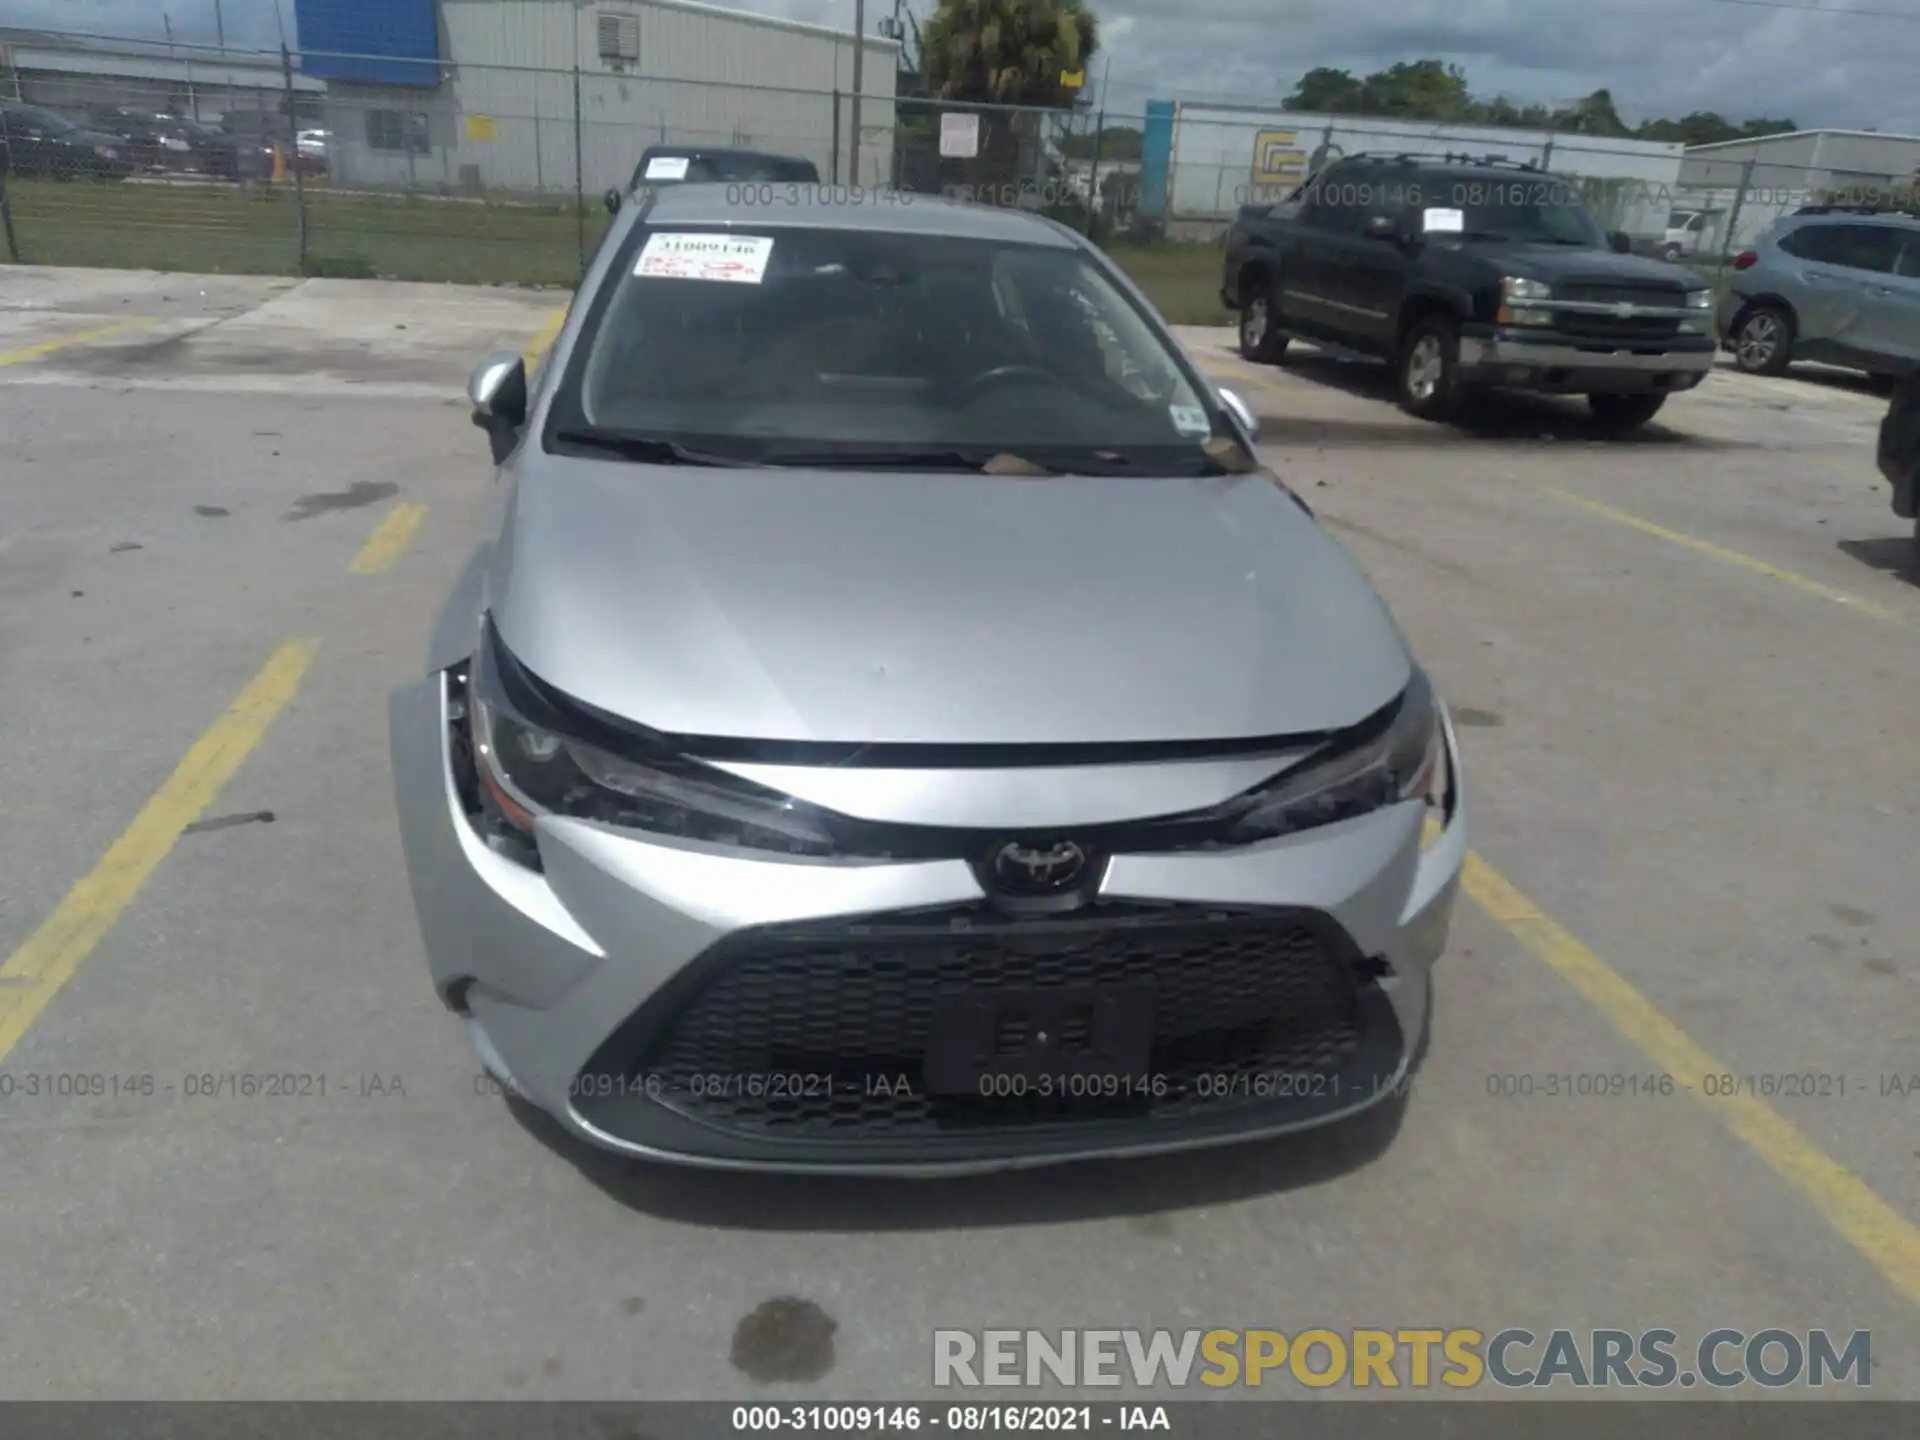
xmin=1427 ymin=180 xmax=1605 ymax=246
xmin=1666 ymin=210 xmax=1696 ymax=228
xmin=557 ymin=222 xmax=1225 ymax=470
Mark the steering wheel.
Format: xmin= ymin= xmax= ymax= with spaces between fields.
xmin=954 ymin=363 xmax=1059 ymax=406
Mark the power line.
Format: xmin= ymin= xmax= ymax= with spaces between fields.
xmin=1692 ymin=0 xmax=1920 ymax=20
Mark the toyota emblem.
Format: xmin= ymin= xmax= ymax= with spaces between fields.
xmin=990 ymin=839 xmax=1089 ymax=896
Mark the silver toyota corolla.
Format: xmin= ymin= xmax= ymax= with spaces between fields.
xmin=389 ymin=186 xmax=1467 ymax=1175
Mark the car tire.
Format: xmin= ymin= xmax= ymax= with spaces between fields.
xmin=1396 ymin=314 xmax=1465 ymax=421
xmin=1237 ymin=277 xmax=1289 ymax=364
xmin=1587 ymin=393 xmax=1668 ymax=433
xmin=1662 ymin=243 xmax=1683 ymax=262
xmin=1731 ymin=305 xmax=1793 ymax=376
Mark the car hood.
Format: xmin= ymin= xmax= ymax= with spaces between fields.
xmin=1473 ymin=241 xmax=1695 ymax=288
xmin=485 ymin=456 xmax=1414 ymax=747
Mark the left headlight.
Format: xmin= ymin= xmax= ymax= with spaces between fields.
xmin=1685 ymin=288 xmax=1713 ymax=309
xmin=468 ymin=620 xmax=840 ymax=857
xmin=1212 ymin=670 xmax=1449 ymax=845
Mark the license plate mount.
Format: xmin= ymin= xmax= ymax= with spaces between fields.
xmin=923 ymin=984 xmax=1155 ymax=1097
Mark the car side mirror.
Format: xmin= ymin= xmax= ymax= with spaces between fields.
xmin=1216 ymin=386 xmax=1260 ymax=441
xmin=1364 ymin=214 xmax=1399 ymax=242
xmin=604 ymin=187 xmax=622 ymax=216
xmin=1608 ymin=230 xmax=1632 ymax=254
xmin=468 ymin=350 xmax=529 ymax=467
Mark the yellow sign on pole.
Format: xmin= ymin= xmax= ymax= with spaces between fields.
xmin=1060 ymin=70 xmax=1084 ymax=89
xmin=465 ymin=114 xmax=500 ymax=143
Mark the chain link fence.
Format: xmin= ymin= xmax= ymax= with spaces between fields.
xmin=5 ymin=32 xmax=1919 ymax=323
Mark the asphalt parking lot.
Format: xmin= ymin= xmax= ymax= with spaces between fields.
xmin=1 ymin=264 xmax=1916 ymax=1401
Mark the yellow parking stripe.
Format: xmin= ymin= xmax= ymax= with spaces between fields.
xmin=1544 ymin=486 xmax=1899 ymax=622
xmin=523 ymin=306 xmax=569 ymax=365
xmin=0 ymin=318 xmax=156 ymax=368
xmin=349 ymin=502 xmax=428 ymax=575
xmin=0 ymin=640 xmax=319 ymax=1062
xmin=1462 ymin=851 xmax=1920 ymax=1308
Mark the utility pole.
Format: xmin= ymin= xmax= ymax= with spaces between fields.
xmin=849 ymin=0 xmax=866 ymax=186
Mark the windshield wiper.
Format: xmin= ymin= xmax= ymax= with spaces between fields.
xmin=549 ymin=429 xmax=771 ymax=467
xmin=757 ymin=448 xmax=1068 ymax=474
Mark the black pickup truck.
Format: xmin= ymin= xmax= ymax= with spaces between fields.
xmin=1222 ymin=153 xmax=1717 ymax=431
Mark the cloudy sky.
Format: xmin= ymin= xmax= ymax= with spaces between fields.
xmin=20 ymin=0 xmax=1920 ymax=133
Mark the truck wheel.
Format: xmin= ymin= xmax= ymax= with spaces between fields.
xmin=1587 ymin=393 xmax=1668 ymax=433
xmin=1237 ymin=282 xmax=1289 ymax=364
xmin=1661 ymin=243 xmax=1683 ymax=262
xmin=1396 ymin=315 xmax=1464 ymax=421
xmin=1731 ymin=305 xmax=1793 ymax=376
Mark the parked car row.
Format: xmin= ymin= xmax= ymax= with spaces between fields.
xmin=0 ymin=104 xmax=328 ymax=183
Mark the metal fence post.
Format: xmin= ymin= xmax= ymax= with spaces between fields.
xmin=281 ymin=44 xmax=308 ymax=273
xmin=830 ymin=87 xmax=841 ymax=184
xmin=1716 ymin=158 xmax=1756 ymax=285
xmin=1086 ymin=109 xmax=1104 ymax=238
xmin=0 ymin=167 xmax=18 ymax=264
xmin=572 ymin=64 xmax=586 ymax=281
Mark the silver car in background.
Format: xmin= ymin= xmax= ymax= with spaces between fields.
xmin=1719 ymin=208 xmax=1920 ymax=379
xmin=388 ymin=187 xmax=1467 ymax=1175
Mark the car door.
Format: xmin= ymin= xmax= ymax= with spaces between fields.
xmin=1777 ymin=222 xmax=1897 ymax=362
xmin=1343 ymin=191 xmax=1418 ymax=356
xmin=1852 ymin=227 xmax=1920 ymax=373
xmin=1278 ymin=166 xmax=1365 ymax=343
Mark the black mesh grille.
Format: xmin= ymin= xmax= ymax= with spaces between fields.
xmin=591 ymin=906 xmax=1367 ymax=1139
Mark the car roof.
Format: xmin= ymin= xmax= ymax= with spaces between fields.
xmin=631 ymin=184 xmax=1084 ymax=246
xmin=1783 ymin=209 xmax=1920 ymax=227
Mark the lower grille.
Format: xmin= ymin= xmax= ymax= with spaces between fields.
xmin=586 ymin=905 xmax=1369 ymax=1140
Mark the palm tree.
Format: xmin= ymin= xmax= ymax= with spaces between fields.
xmin=919 ymin=0 xmax=1099 ymax=108
xmin=914 ymin=0 xmax=1100 ymax=192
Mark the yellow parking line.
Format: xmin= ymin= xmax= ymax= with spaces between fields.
xmin=523 ymin=306 xmax=569 ymax=365
xmin=1462 ymin=851 xmax=1920 ymax=1308
xmin=0 ymin=639 xmax=319 ymax=1062
xmin=350 ymin=502 xmax=428 ymax=575
xmin=0 ymin=318 xmax=156 ymax=369
xmin=1544 ymin=486 xmax=1899 ymax=622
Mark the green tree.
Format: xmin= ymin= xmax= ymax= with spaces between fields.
xmin=916 ymin=0 xmax=1100 ymax=191
xmin=1284 ymin=67 xmax=1368 ymax=114
xmin=1280 ymin=58 xmax=1800 ymax=144
xmin=1060 ymin=125 xmax=1142 ymax=160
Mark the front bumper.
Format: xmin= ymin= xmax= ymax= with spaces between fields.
xmin=389 ymin=672 xmax=1467 ymax=1176
xmin=1459 ymin=328 xmax=1716 ymax=394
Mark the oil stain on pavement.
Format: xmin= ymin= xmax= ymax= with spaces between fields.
xmin=730 ymin=1296 xmax=837 ymax=1383
xmin=284 ymin=481 xmax=399 ymax=522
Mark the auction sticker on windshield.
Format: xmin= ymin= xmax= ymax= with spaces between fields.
xmin=643 ymin=155 xmax=690 ymax=181
xmin=636 ymin=232 xmax=775 ymax=284
xmin=1423 ymin=207 xmax=1465 ymax=234
xmin=1169 ymin=405 xmax=1211 ymax=437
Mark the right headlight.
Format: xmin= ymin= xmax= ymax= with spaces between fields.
xmin=466 ymin=618 xmax=844 ymax=857
xmin=1209 ymin=670 xmax=1448 ymax=845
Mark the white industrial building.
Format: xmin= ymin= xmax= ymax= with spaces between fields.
xmin=316 ymin=0 xmax=899 ymax=195
xmin=1674 ymin=129 xmax=1920 ymax=256
xmin=1140 ymin=102 xmax=1687 ymax=241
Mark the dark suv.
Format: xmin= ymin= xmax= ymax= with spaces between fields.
xmin=629 ymin=145 xmax=819 ymax=192
xmin=1222 ymin=153 xmax=1716 ymax=431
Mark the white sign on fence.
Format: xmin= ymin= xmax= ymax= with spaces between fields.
xmin=940 ymin=113 xmax=980 ymax=159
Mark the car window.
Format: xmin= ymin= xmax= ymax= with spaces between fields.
xmin=1298 ymin=166 xmax=1361 ymax=232
xmin=1784 ymin=223 xmax=1901 ymax=272
xmin=1415 ymin=176 xmax=1605 ymax=246
xmin=559 ymin=224 xmax=1222 ymax=464
xmin=1894 ymin=235 xmax=1920 ymax=280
